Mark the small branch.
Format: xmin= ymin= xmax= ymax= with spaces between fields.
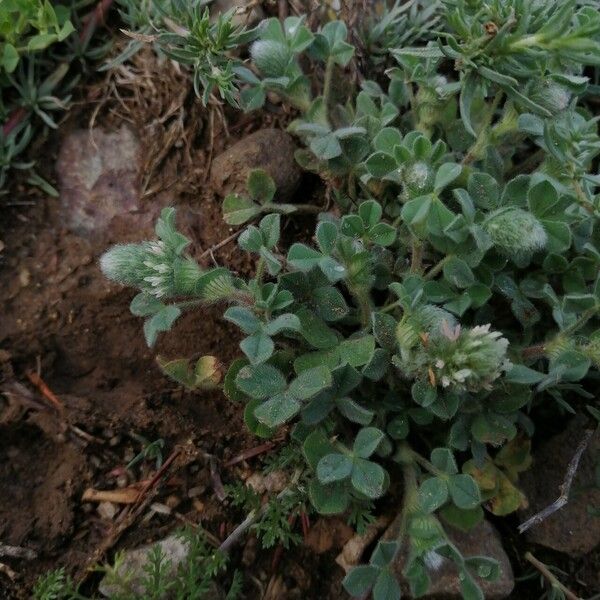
xmin=197 ymin=229 xmax=242 ymax=261
xmin=218 ymin=469 xmax=302 ymax=553
xmin=219 ymin=508 xmax=261 ymax=553
xmin=518 ymin=428 xmax=595 ymax=534
xmin=524 ymin=552 xmax=581 ymax=600
xmin=561 ymin=306 xmax=599 ymax=338
xmin=223 ymin=442 xmax=276 ymax=467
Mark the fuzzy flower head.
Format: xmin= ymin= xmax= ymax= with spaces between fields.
xmin=396 ymin=304 xmax=457 ymax=352
xmin=398 ymin=321 xmax=511 ymax=392
xmin=483 ymin=207 xmax=547 ymax=256
xmin=402 ymin=160 xmax=435 ymax=196
xmin=100 ymin=208 xmax=202 ymax=298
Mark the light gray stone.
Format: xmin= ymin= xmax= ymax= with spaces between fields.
xmin=99 ymin=534 xmax=189 ymax=598
xmin=57 ymin=127 xmax=141 ymax=235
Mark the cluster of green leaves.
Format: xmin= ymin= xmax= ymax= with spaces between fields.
xmin=109 ymin=0 xmax=255 ymax=105
xmin=226 ymin=481 xmax=305 ymax=550
xmin=0 ymin=0 xmax=74 ymax=74
xmin=102 ymin=2 xmax=600 ymax=599
xmin=0 ymin=0 xmax=110 ymax=193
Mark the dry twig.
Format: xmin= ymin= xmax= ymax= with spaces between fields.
xmin=518 ymin=428 xmax=595 ymax=534
xmin=0 ymin=544 xmax=37 ymax=560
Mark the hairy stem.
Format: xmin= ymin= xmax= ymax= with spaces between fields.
xmin=424 ymin=255 xmax=451 ymax=281
xmin=410 ymin=238 xmax=424 ymax=274
xmin=462 ymin=91 xmax=504 ymax=165
xmin=322 ymin=56 xmax=335 ymax=115
xmin=572 ymin=179 xmax=595 ymax=215
xmin=351 ymin=287 xmax=373 ymax=328
xmin=561 ymin=306 xmax=599 ymax=338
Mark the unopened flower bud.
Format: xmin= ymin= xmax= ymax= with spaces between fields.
xmin=397 ymin=321 xmax=510 ymax=391
xmin=100 ymin=242 xmax=202 ymax=298
xmin=483 ymin=208 xmax=547 ymax=255
xmin=403 ymin=160 xmax=435 ymax=196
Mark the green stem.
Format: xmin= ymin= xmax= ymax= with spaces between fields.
xmin=410 ymin=238 xmax=424 ymax=274
xmin=176 ymin=299 xmax=206 ymax=309
xmin=561 ymin=306 xmax=599 ymax=338
xmin=406 ymin=447 xmax=446 ymax=478
xmin=522 ymin=306 xmax=599 ymax=359
xmin=396 ymin=462 xmax=419 ymax=543
xmin=462 ymin=91 xmax=504 ymax=165
xmin=352 ymin=288 xmax=373 ymax=328
xmin=393 ymin=443 xmax=422 ymax=543
xmin=279 ymin=91 xmax=312 ymax=113
xmin=424 ymin=255 xmax=451 ymax=281
xmin=272 ymin=203 xmax=323 ymax=215
xmin=571 ymin=179 xmax=596 ymax=215
xmin=381 ymin=299 xmax=403 ymax=314
xmin=322 ymin=56 xmax=335 ymax=116
xmin=255 ymin=257 xmax=265 ymax=283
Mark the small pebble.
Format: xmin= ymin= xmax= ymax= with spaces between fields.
xmin=165 ymin=495 xmax=180 ymax=509
xmin=116 ymin=473 xmax=129 ymax=488
xmin=187 ymin=485 xmax=206 ymax=498
xmin=97 ymin=501 xmax=117 ymax=520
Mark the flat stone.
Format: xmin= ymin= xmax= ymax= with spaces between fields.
xmin=210 ymin=129 xmax=301 ymax=201
xmin=384 ymin=518 xmax=514 ymax=599
xmin=57 ymin=126 xmax=141 ymax=235
xmin=518 ymin=415 xmax=600 ymax=556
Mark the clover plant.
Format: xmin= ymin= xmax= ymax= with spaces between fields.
xmin=102 ymin=2 xmax=600 ymax=599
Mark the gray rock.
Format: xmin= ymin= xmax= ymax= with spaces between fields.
xmin=384 ymin=518 xmax=514 ymax=599
xmin=99 ymin=534 xmax=225 ymax=598
xmin=518 ymin=416 xmax=600 ymax=556
xmin=57 ymin=127 xmax=141 ymax=235
xmin=210 ymin=129 xmax=301 ymax=201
